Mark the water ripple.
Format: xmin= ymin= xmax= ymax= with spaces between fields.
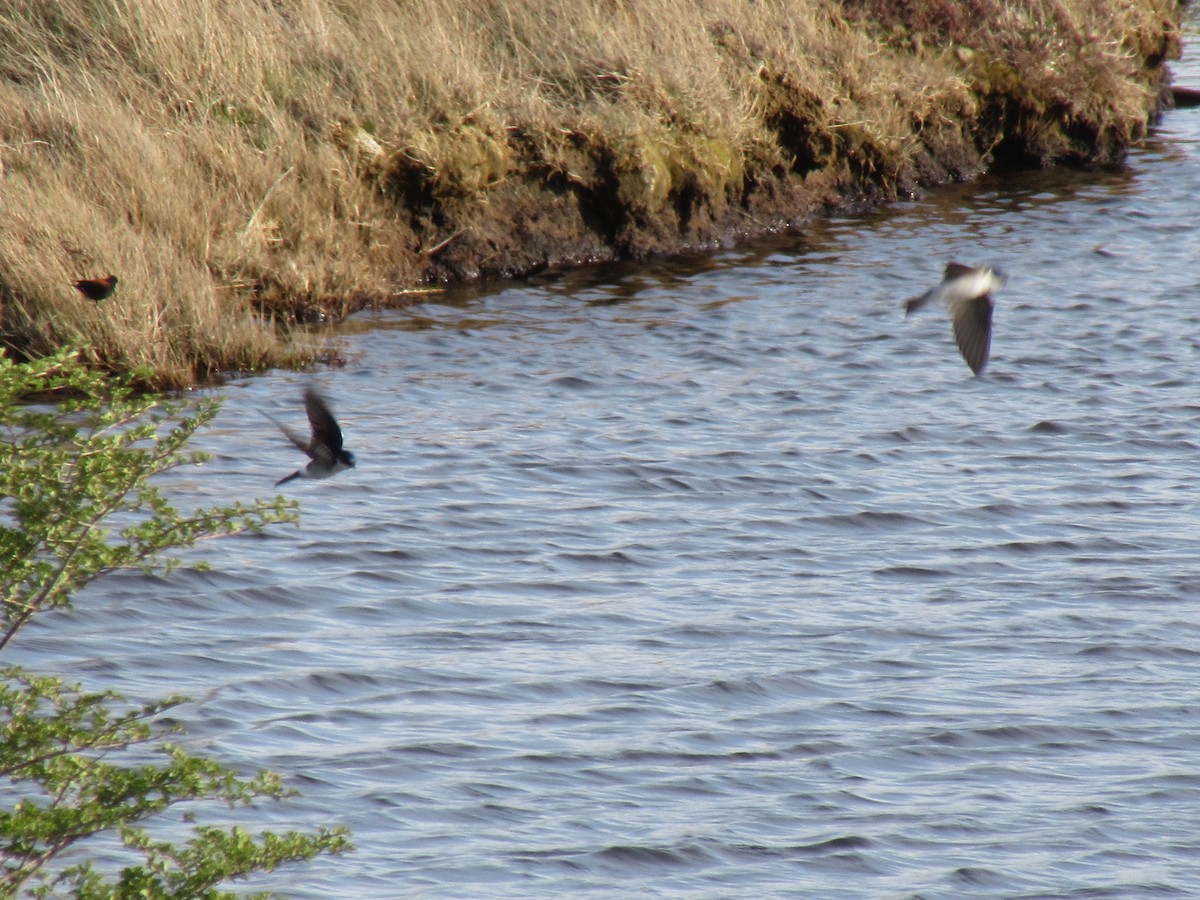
xmin=15 ymin=46 xmax=1200 ymax=897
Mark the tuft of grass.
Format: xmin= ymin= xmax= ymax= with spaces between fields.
xmin=0 ymin=0 xmax=1180 ymax=385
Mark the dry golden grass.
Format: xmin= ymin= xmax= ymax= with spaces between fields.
xmin=0 ymin=0 xmax=1180 ymax=385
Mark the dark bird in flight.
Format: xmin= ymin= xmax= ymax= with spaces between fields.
xmin=904 ymin=263 xmax=1005 ymax=376
xmin=267 ymin=387 xmax=356 ymax=486
xmin=73 ymin=274 xmax=118 ymax=301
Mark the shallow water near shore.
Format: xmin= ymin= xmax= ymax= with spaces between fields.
xmin=15 ymin=46 xmax=1200 ymax=900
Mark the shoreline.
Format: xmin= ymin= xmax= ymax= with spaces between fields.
xmin=0 ymin=0 xmax=1183 ymax=386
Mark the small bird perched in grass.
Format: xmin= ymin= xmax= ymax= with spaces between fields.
xmin=73 ymin=274 xmax=118 ymax=301
xmin=266 ymin=387 xmax=356 ymax=486
xmin=903 ymin=263 xmax=1005 ymax=376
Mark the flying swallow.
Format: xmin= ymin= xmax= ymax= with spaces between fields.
xmin=73 ymin=274 xmax=118 ymax=301
xmin=267 ymin=387 xmax=356 ymax=486
xmin=904 ymin=263 xmax=1005 ymax=375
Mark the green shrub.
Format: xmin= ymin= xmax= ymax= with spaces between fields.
xmin=0 ymin=348 xmax=350 ymax=897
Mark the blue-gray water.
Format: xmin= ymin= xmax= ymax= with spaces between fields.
xmin=14 ymin=45 xmax=1200 ymax=900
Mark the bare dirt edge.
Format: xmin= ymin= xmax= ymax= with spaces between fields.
xmin=350 ymin=26 xmax=1183 ymax=299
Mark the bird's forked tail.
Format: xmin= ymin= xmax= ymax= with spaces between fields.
xmin=904 ymin=291 xmax=933 ymax=317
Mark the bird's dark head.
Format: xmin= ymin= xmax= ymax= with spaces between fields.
xmin=339 ymin=450 xmax=356 ymax=468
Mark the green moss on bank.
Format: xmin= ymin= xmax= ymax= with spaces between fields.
xmin=0 ymin=0 xmax=1182 ymax=386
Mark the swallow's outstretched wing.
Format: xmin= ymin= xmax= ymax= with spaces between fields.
xmin=950 ymin=294 xmax=994 ymax=376
xmin=303 ymin=388 xmax=344 ymax=463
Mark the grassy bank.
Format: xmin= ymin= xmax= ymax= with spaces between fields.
xmin=0 ymin=0 xmax=1181 ymax=386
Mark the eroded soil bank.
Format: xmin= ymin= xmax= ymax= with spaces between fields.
xmin=0 ymin=0 xmax=1183 ymax=385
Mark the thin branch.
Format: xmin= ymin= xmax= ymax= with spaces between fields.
xmin=241 ymin=167 xmax=295 ymax=240
xmin=420 ymin=228 xmax=465 ymax=257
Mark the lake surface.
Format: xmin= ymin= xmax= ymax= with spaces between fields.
xmin=14 ymin=35 xmax=1200 ymax=900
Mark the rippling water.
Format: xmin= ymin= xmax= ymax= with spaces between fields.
xmin=15 ymin=44 xmax=1200 ymax=900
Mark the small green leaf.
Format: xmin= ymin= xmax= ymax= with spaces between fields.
xmin=0 ymin=347 xmax=341 ymax=895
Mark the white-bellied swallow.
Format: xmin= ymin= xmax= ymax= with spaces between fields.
xmin=267 ymin=387 xmax=356 ymax=486
xmin=904 ymin=262 xmax=1005 ymax=376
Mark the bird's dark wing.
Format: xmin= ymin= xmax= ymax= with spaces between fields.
xmin=264 ymin=412 xmax=317 ymax=459
xmin=951 ymin=294 xmax=993 ymax=376
xmin=74 ymin=275 xmax=118 ymax=301
xmin=942 ymin=262 xmax=976 ymax=281
xmin=304 ymin=388 xmax=344 ymax=458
